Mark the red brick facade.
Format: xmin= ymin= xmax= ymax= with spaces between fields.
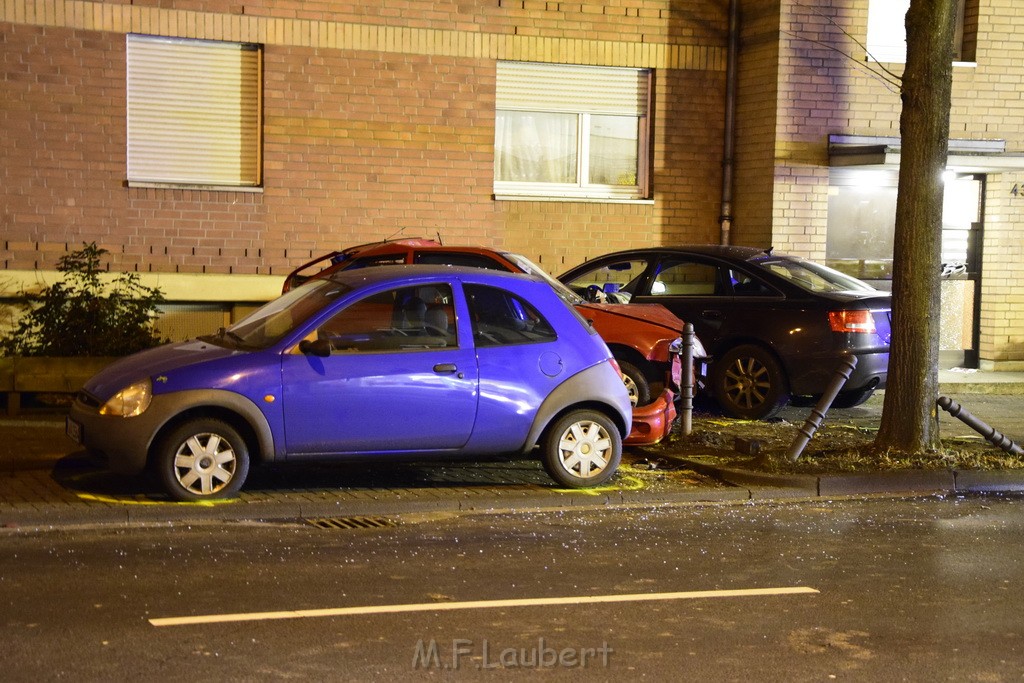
xmin=2 ymin=0 xmax=1023 ymax=366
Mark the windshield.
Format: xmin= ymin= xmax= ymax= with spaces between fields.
xmin=506 ymin=253 xmax=585 ymax=305
xmin=755 ymin=257 xmax=878 ymax=294
xmin=202 ymin=279 xmax=353 ymax=350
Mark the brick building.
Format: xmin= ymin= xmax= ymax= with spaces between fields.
xmin=1 ymin=0 xmax=1022 ymax=369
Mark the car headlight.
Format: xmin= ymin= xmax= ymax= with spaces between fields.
xmin=99 ymin=379 xmax=153 ymax=417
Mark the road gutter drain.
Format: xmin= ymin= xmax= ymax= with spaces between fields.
xmin=304 ymin=516 xmax=398 ymax=530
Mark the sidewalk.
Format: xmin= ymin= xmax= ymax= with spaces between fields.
xmin=2 ymin=368 xmax=1022 ymax=530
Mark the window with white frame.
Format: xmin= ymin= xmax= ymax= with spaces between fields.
xmin=127 ymin=35 xmax=262 ymax=188
xmin=866 ymin=0 xmax=973 ymax=63
xmin=494 ymin=62 xmax=650 ymax=201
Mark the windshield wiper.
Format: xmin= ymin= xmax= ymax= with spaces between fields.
xmin=199 ymin=327 xmax=250 ymax=347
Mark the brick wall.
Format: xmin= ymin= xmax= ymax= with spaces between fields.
xmin=1 ymin=0 xmax=729 ymax=288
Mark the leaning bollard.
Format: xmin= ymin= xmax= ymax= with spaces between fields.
xmin=937 ymin=396 xmax=1024 ymax=456
xmin=679 ymin=323 xmax=696 ymax=436
xmin=786 ymin=355 xmax=859 ymax=462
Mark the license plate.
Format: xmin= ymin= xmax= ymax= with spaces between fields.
xmin=66 ymin=417 xmax=82 ymax=444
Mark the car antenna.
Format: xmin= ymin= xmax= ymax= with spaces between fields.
xmin=436 ymin=231 xmax=443 ymax=245
xmin=384 ymin=227 xmax=407 ymax=242
xmin=764 ymin=246 xmax=774 ymax=256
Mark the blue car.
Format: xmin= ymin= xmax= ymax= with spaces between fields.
xmin=68 ymin=266 xmax=632 ymax=501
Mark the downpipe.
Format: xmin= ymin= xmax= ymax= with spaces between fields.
xmin=787 ymin=355 xmax=858 ymax=462
xmin=937 ymin=396 xmax=1024 ymax=456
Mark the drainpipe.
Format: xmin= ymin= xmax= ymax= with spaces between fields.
xmin=719 ymin=0 xmax=739 ymax=246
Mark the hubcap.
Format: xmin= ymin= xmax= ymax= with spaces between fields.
xmin=723 ymin=357 xmax=771 ymax=409
xmin=556 ymin=421 xmax=612 ymax=479
xmin=173 ymin=433 xmax=237 ymax=496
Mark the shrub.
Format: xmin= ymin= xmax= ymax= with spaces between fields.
xmin=0 ymin=242 xmax=167 ymax=357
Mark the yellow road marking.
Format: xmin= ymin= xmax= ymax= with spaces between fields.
xmin=150 ymin=586 xmax=819 ymax=627
xmin=73 ymin=492 xmax=234 ymax=507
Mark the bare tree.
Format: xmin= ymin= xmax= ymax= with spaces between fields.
xmin=874 ymin=0 xmax=957 ymax=454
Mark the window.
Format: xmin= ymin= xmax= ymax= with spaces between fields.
xmin=651 ymin=261 xmax=720 ymax=297
xmin=866 ymin=0 xmax=974 ymax=63
xmin=317 ymin=285 xmax=456 ymax=352
xmin=465 ymin=285 xmax=556 ymax=346
xmin=414 ymin=252 xmax=505 ymax=269
xmin=494 ymin=62 xmax=650 ymax=201
xmin=127 ymin=35 xmax=262 ymax=188
xmin=562 ymin=259 xmax=649 ymax=303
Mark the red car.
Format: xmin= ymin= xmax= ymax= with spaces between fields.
xmin=283 ymin=240 xmax=706 ymax=445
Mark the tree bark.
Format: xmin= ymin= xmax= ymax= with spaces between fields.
xmin=874 ymin=0 xmax=956 ymax=453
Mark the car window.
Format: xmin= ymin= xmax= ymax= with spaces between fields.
xmin=315 ymin=284 xmax=456 ymax=353
xmin=215 ymin=280 xmax=352 ymax=350
xmin=348 ymin=254 xmax=407 ymax=269
xmin=563 ymin=259 xmax=648 ymax=303
xmin=465 ymin=284 xmax=557 ymax=347
xmin=650 ymin=260 xmax=723 ymax=296
xmin=505 ymin=253 xmax=585 ymax=305
xmin=726 ymin=268 xmax=776 ymax=296
xmin=414 ymin=252 xmax=504 ymax=269
xmin=756 ymin=258 xmax=877 ymax=293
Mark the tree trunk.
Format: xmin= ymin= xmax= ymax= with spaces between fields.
xmin=874 ymin=0 xmax=956 ymax=454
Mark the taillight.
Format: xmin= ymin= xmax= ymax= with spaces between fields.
xmin=608 ymin=357 xmax=624 ymax=378
xmin=829 ymin=310 xmax=876 ymax=334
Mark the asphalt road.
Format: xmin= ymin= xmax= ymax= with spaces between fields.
xmin=2 ymin=495 xmax=1023 ymax=681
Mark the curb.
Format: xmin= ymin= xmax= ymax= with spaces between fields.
xmin=0 ymin=486 xmax=758 ymax=530
xmin=679 ymin=456 xmax=1024 ymax=498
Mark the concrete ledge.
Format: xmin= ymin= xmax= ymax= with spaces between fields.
xmin=955 ymin=469 xmax=1024 ymax=493
xmin=817 ymin=469 xmax=955 ymax=496
xmin=678 ymin=456 xmax=1024 ymax=498
xmin=682 ymin=457 xmax=818 ymax=493
xmin=939 ymin=382 xmax=1024 ymax=395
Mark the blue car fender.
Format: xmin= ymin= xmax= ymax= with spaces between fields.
xmin=520 ymin=362 xmax=632 ymax=454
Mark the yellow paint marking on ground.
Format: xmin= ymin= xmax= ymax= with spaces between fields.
xmin=149 ymin=586 xmax=819 ymax=627
xmin=74 ymin=492 xmax=235 ymax=507
xmin=553 ymin=474 xmax=646 ymax=496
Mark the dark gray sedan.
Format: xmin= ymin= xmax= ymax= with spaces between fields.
xmin=559 ymin=245 xmax=891 ymax=419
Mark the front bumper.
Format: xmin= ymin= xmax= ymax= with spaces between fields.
xmin=625 ymin=389 xmax=677 ymax=446
xmin=68 ymin=394 xmax=167 ymax=474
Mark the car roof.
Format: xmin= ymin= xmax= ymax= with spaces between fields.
xmin=340 ymin=240 xmax=517 ymax=261
xmin=324 ymin=263 xmax=544 ymax=288
xmin=591 ymin=244 xmax=783 ymax=262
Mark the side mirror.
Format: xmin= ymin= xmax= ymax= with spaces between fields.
xmin=299 ymin=338 xmax=331 ymax=357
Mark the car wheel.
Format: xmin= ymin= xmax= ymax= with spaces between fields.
xmin=618 ymin=361 xmax=651 ymax=407
xmin=542 ymin=410 xmax=622 ymax=488
xmin=156 ymin=419 xmax=250 ymax=502
xmin=712 ymin=344 xmax=789 ymax=420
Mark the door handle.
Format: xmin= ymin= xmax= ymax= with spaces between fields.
xmin=701 ymin=310 xmax=723 ymax=320
xmin=433 ymin=363 xmax=458 ymax=374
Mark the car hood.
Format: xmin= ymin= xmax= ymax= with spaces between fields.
xmin=577 ymin=302 xmax=685 ymax=332
xmin=81 ymin=340 xmax=241 ymax=400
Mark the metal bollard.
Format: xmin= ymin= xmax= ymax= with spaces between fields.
xmin=679 ymin=323 xmax=695 ymax=436
xmin=937 ymin=396 xmax=1023 ymax=456
xmin=787 ymin=354 xmax=858 ymax=462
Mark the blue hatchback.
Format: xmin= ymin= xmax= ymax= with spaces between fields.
xmin=68 ymin=266 xmax=632 ymax=501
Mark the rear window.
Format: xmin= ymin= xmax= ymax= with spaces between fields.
xmin=465 ymin=284 xmax=557 ymax=347
xmin=756 ymin=258 xmax=877 ymax=294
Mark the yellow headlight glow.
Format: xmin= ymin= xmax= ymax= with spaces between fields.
xmin=99 ymin=379 xmax=153 ymax=417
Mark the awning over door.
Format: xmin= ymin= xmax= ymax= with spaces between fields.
xmin=829 ymin=134 xmax=1024 ymax=173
